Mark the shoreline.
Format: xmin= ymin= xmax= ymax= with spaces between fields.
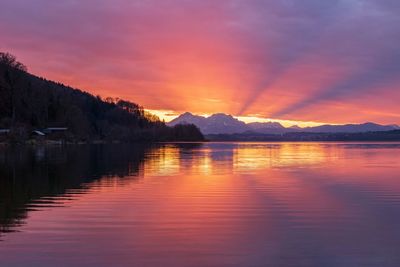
xmin=2 ymin=139 xmax=400 ymax=147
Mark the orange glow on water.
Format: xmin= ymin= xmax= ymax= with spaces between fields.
xmin=2 ymin=143 xmax=400 ymax=265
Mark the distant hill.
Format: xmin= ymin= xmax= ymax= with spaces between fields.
xmin=0 ymin=52 xmax=204 ymax=143
xmin=247 ymin=121 xmax=289 ymax=134
xmin=169 ymin=112 xmax=399 ymax=135
xmin=302 ymin=122 xmax=399 ymax=133
xmin=206 ymin=130 xmax=400 ymax=142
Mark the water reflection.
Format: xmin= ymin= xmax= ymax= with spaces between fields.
xmin=0 ymin=142 xmax=400 ymax=267
xmin=0 ymin=144 xmax=151 ymax=237
xmin=146 ymin=143 xmax=340 ymax=175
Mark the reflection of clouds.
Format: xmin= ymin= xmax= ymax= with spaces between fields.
xmin=192 ymin=153 xmax=213 ymax=175
xmin=2 ymin=143 xmax=400 ymax=266
xmin=144 ymin=145 xmax=180 ymax=176
xmin=181 ymin=147 xmax=214 ymax=175
xmin=233 ymin=143 xmax=334 ymax=172
xmin=268 ymin=143 xmax=333 ymax=168
xmin=233 ymin=144 xmax=274 ymax=171
xmin=145 ymin=143 xmax=341 ymax=175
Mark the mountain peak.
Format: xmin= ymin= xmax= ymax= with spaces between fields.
xmin=248 ymin=121 xmax=284 ymax=129
xmin=181 ymin=112 xmax=194 ymax=117
xmin=362 ymin=122 xmax=379 ymax=126
xmin=389 ymin=124 xmax=400 ymax=129
xmin=168 ymin=112 xmax=245 ymax=134
xmin=209 ymin=113 xmax=234 ymax=119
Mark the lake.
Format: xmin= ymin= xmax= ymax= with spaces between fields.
xmin=1 ymin=142 xmax=400 ymax=267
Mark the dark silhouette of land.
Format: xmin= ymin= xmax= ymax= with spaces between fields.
xmin=0 ymin=52 xmax=204 ymax=143
xmin=206 ymin=130 xmax=400 ymax=142
xmin=2 ymin=51 xmax=399 ymax=143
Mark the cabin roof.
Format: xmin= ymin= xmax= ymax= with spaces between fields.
xmin=33 ymin=130 xmax=46 ymax=136
xmin=46 ymin=127 xmax=68 ymax=130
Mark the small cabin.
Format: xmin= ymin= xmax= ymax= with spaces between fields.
xmin=30 ymin=130 xmax=46 ymax=142
xmin=42 ymin=127 xmax=68 ymax=140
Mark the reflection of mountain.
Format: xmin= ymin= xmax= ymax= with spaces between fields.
xmin=0 ymin=144 xmax=152 ymax=237
xmin=168 ymin=112 xmax=400 ymax=135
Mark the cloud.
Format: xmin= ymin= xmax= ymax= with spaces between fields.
xmin=270 ymin=0 xmax=400 ymax=118
xmin=0 ymin=0 xmax=399 ymax=124
xmin=235 ymin=0 xmax=344 ymax=115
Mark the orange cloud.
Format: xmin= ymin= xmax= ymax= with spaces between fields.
xmin=0 ymin=0 xmax=399 ymax=125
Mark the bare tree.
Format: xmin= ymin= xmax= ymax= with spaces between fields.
xmin=0 ymin=52 xmax=27 ymax=126
xmin=0 ymin=52 xmax=27 ymax=72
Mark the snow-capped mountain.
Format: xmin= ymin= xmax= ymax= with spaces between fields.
xmin=168 ymin=113 xmax=248 ymax=134
xmin=168 ymin=113 xmax=400 ymax=135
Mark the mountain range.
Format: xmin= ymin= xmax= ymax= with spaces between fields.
xmin=168 ymin=112 xmax=400 ymax=135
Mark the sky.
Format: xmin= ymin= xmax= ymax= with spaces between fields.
xmin=1 ymin=0 xmax=400 ymax=126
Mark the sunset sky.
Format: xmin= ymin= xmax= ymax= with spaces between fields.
xmin=1 ymin=0 xmax=399 ymax=125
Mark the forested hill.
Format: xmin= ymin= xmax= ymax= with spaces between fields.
xmin=0 ymin=52 xmax=204 ymax=142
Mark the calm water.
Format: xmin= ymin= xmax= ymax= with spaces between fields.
xmin=1 ymin=142 xmax=400 ymax=267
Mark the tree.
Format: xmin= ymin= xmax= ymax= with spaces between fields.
xmin=0 ymin=52 xmax=27 ymax=72
xmin=0 ymin=52 xmax=28 ymax=126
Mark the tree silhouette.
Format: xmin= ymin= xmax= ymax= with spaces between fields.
xmin=0 ymin=52 xmax=28 ymax=127
xmin=0 ymin=53 xmax=27 ymax=72
xmin=0 ymin=52 xmax=204 ymax=143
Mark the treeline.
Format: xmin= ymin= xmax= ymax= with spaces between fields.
xmin=0 ymin=52 xmax=204 ymax=142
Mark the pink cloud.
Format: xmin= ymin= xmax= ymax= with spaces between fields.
xmin=0 ymin=0 xmax=399 ymax=124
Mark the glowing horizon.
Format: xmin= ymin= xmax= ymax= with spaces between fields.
xmin=146 ymin=109 xmax=331 ymax=127
xmin=1 ymin=0 xmax=399 ymax=125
